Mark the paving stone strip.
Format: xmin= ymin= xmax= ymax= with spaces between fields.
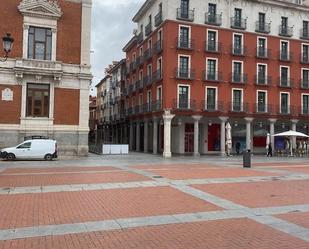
xmin=0 ymin=205 xmax=309 ymax=241
xmin=0 ymin=170 xmax=126 ymax=176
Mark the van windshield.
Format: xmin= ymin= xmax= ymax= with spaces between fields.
xmin=17 ymin=142 xmax=32 ymax=149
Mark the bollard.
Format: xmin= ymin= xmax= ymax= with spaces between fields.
xmin=243 ymin=150 xmax=251 ymax=168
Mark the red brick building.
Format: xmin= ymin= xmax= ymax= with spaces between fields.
xmin=116 ymin=0 xmax=309 ymax=157
xmin=0 ymin=0 xmax=92 ymax=156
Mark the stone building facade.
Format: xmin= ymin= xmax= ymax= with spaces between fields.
xmin=0 ymin=0 xmax=92 ymax=156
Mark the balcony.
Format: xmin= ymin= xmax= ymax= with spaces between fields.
xmin=300 ymin=53 xmax=309 ymax=64
xmin=231 ymin=73 xmax=248 ymax=84
xmin=152 ymin=100 xmax=162 ymax=112
xmin=229 ymin=102 xmax=249 ymax=112
xmin=300 ymin=28 xmax=309 ymax=40
xmin=155 ymin=12 xmax=163 ymax=27
xmin=134 ymin=105 xmax=143 ymax=115
xmin=205 ymin=13 xmax=222 ymax=26
xmin=255 ymin=21 xmax=271 ymax=33
xmin=145 ymin=22 xmax=152 ymax=36
xmin=231 ymin=45 xmax=246 ymax=56
xmin=255 ymin=75 xmax=272 ymax=86
xmin=205 ymin=41 xmax=221 ymax=53
xmin=202 ymin=101 xmax=224 ymax=112
xmin=278 ymin=77 xmax=293 ymax=88
xmin=122 ymin=87 xmax=128 ymax=97
xmin=254 ymin=103 xmax=272 ymax=114
xmin=135 ymin=80 xmax=142 ymax=91
xmin=301 ymin=79 xmax=309 ymax=89
xmin=203 ymin=70 xmax=223 ymax=82
xmin=143 ymin=103 xmax=152 ymax=113
xmin=177 ymin=37 xmax=195 ymax=50
xmin=154 ymin=40 xmax=163 ymax=54
xmin=279 ymin=51 xmax=293 ymax=61
xmin=136 ymin=56 xmax=144 ymax=67
xmin=137 ymin=32 xmax=143 ymax=44
xmin=176 ymin=8 xmax=194 ymax=22
xmin=143 ymin=75 xmax=152 ymax=87
xmin=173 ymin=99 xmax=196 ymax=111
xmin=278 ymin=105 xmax=297 ymax=115
xmin=175 ymin=68 xmax=195 ymax=80
xmin=128 ymin=84 xmax=134 ymax=95
xmin=230 ymin=17 xmax=247 ymax=30
xmin=256 ymin=47 xmax=270 ymax=59
xmin=144 ymin=48 xmax=153 ymax=61
xmin=153 ymin=69 xmax=163 ymax=82
xmin=279 ymin=25 xmax=293 ymax=37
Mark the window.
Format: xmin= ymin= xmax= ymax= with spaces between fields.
xmin=139 ymin=70 xmax=143 ymax=81
xmin=280 ymin=93 xmax=289 ymax=114
xmin=157 ymin=57 xmax=162 ymax=79
xmin=281 ymin=17 xmax=288 ymax=29
xmin=208 ymin=3 xmax=217 ymax=16
xmin=180 ymin=0 xmax=189 ymax=16
xmin=147 ymin=90 xmax=152 ymax=111
xmin=17 ymin=142 xmax=32 ymax=149
xmin=26 ymin=84 xmax=50 ymax=117
xmin=257 ymin=64 xmax=267 ymax=84
xmin=233 ymin=34 xmax=243 ymax=54
xmin=206 ymin=87 xmax=217 ymax=110
xmin=139 ymin=47 xmax=143 ymax=57
xmin=139 ymin=94 xmax=143 ymax=106
xmin=302 ymin=44 xmax=309 ymax=62
xmin=258 ymin=13 xmax=265 ymax=27
xmin=179 ymin=56 xmax=189 ymax=77
xmin=232 ymin=89 xmax=243 ymax=111
xmin=207 ymin=59 xmax=217 ymax=80
xmin=257 ymin=91 xmax=267 ymax=112
xmin=303 ymin=94 xmax=309 ymax=114
xmin=280 ymin=41 xmax=289 ymax=60
xmin=233 ymin=61 xmax=243 ymax=82
xmin=148 ymin=39 xmax=152 ymax=49
xmin=207 ymin=30 xmax=217 ymax=51
xmin=28 ymin=27 xmax=52 ymax=60
xmin=280 ymin=67 xmax=289 ymax=86
xmin=303 ymin=21 xmax=309 ymax=37
xmin=235 ymin=8 xmax=242 ymax=23
xmin=302 ymin=69 xmax=309 ymax=87
xmin=178 ymin=85 xmax=189 ymax=108
xmin=179 ymin=26 xmax=190 ymax=48
xmin=157 ymin=86 xmax=162 ymax=102
xmin=257 ymin=37 xmax=267 ymax=57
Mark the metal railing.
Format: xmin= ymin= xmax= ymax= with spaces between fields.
xmin=154 ymin=40 xmax=163 ymax=53
xmin=231 ymin=45 xmax=246 ymax=56
xmin=231 ymin=73 xmax=248 ymax=84
xmin=279 ymin=51 xmax=293 ymax=61
xmin=230 ymin=17 xmax=247 ymax=29
xmin=278 ymin=77 xmax=294 ymax=88
xmin=203 ymin=70 xmax=223 ymax=82
xmin=229 ymin=102 xmax=249 ymax=112
xmin=177 ymin=37 xmax=195 ymax=50
xmin=137 ymin=32 xmax=143 ymax=44
xmin=175 ymin=68 xmax=195 ymax=80
xmin=254 ymin=103 xmax=272 ymax=114
xmin=145 ymin=22 xmax=152 ymax=36
xmin=173 ymin=99 xmax=196 ymax=110
xmin=153 ymin=69 xmax=163 ymax=82
xmin=176 ymin=8 xmax=194 ymax=22
xmin=205 ymin=13 xmax=222 ymax=26
xmin=279 ymin=25 xmax=293 ymax=37
xmin=205 ymin=41 xmax=221 ymax=53
xmin=301 ymin=79 xmax=309 ymax=89
xmin=144 ymin=48 xmax=153 ymax=61
xmin=300 ymin=53 xmax=309 ymax=63
xmin=255 ymin=21 xmax=271 ymax=33
xmin=155 ymin=12 xmax=163 ymax=27
xmin=202 ymin=101 xmax=224 ymax=112
xmin=255 ymin=75 xmax=272 ymax=85
xmin=256 ymin=47 xmax=270 ymax=58
xmin=300 ymin=28 xmax=309 ymax=40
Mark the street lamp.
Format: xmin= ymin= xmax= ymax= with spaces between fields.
xmin=1 ymin=33 xmax=14 ymax=62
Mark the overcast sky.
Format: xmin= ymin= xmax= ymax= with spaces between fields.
xmin=90 ymin=0 xmax=144 ymax=95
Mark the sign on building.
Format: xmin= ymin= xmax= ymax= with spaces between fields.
xmin=1 ymin=88 xmax=13 ymax=101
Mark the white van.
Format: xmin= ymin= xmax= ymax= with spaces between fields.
xmin=0 ymin=139 xmax=58 ymax=161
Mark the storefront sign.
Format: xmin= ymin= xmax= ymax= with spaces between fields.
xmin=1 ymin=88 xmax=13 ymax=101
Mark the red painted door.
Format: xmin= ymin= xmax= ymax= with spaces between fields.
xmin=208 ymin=124 xmax=220 ymax=151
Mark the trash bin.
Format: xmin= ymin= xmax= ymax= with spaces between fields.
xmin=243 ymin=150 xmax=251 ymax=168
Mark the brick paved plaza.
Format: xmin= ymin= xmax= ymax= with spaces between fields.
xmin=0 ymin=154 xmax=308 ymax=248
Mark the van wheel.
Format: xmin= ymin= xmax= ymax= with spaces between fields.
xmin=44 ymin=154 xmax=53 ymax=161
xmin=6 ymin=153 xmax=16 ymax=161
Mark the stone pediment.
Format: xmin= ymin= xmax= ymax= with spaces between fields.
xmin=18 ymin=0 xmax=63 ymax=20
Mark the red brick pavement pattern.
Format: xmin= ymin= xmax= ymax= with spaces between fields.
xmin=0 ymin=172 xmax=147 ymax=188
xmin=252 ymin=162 xmax=309 ymax=167
xmin=193 ymin=180 xmax=309 ymax=208
xmin=2 ymin=166 xmax=119 ymax=174
xmin=276 ymin=212 xmax=309 ymax=228
xmin=0 ymin=187 xmax=220 ymax=229
xmin=142 ymin=168 xmax=278 ymax=180
xmin=0 ymin=219 xmax=308 ymax=249
xmin=133 ymin=163 xmax=218 ymax=169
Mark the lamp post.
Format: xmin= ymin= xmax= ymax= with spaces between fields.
xmin=1 ymin=33 xmax=14 ymax=62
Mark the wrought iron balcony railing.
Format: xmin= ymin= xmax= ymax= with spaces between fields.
xmin=177 ymin=37 xmax=195 ymax=50
xmin=231 ymin=73 xmax=248 ymax=84
xmin=254 ymin=103 xmax=272 ymax=114
xmin=202 ymin=101 xmax=224 ymax=112
xmin=279 ymin=51 xmax=293 ymax=61
xmin=154 ymin=40 xmax=163 ymax=54
xmin=300 ymin=28 xmax=309 ymax=40
xmin=205 ymin=13 xmax=222 ymax=26
xmin=279 ymin=25 xmax=293 ymax=37
xmin=175 ymin=68 xmax=195 ymax=80
xmin=205 ymin=41 xmax=221 ymax=53
xmin=229 ymin=102 xmax=249 ymax=112
xmin=155 ymin=12 xmax=163 ymax=27
xmin=203 ymin=70 xmax=223 ymax=82
xmin=256 ymin=47 xmax=271 ymax=59
xmin=255 ymin=75 xmax=272 ymax=85
xmin=278 ymin=77 xmax=294 ymax=88
xmin=173 ymin=99 xmax=196 ymax=110
xmin=255 ymin=21 xmax=271 ymax=33
xmin=230 ymin=17 xmax=247 ymax=30
xmin=176 ymin=8 xmax=194 ymax=22
xmin=301 ymin=79 xmax=309 ymax=89
xmin=231 ymin=45 xmax=246 ymax=56
xmin=145 ymin=22 xmax=152 ymax=36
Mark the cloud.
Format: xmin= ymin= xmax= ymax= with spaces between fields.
xmin=90 ymin=0 xmax=144 ymax=94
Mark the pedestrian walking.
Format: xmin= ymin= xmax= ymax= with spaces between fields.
xmin=267 ymin=143 xmax=273 ymax=157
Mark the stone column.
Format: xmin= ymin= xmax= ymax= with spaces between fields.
xmin=144 ymin=119 xmax=149 ymax=153
xmin=136 ymin=121 xmax=141 ymax=152
xmin=291 ymin=119 xmax=299 ymax=149
xmin=163 ymin=111 xmax=175 ymax=158
xmin=192 ymin=115 xmax=202 ymax=156
xmin=268 ymin=119 xmax=276 ymax=148
xmin=219 ymin=117 xmax=228 ymax=156
xmin=129 ymin=122 xmax=133 ymax=150
xmin=245 ymin=117 xmax=254 ymax=151
xmin=153 ymin=117 xmax=158 ymax=154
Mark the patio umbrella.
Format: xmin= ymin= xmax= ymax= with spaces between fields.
xmin=273 ymin=130 xmax=309 ymax=156
xmin=226 ymin=122 xmax=232 ymax=156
